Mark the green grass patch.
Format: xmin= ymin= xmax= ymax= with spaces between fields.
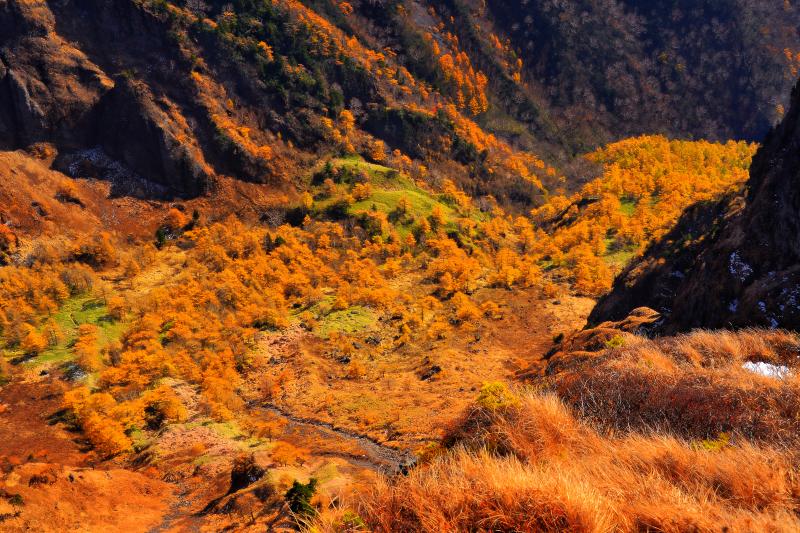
xmin=314 ymin=306 xmax=377 ymax=338
xmin=604 ymin=248 xmax=637 ymax=268
xmin=331 ymin=155 xmax=398 ymax=183
xmin=192 ymin=454 xmax=216 ymax=466
xmin=129 ymin=428 xmax=153 ymax=451
xmin=311 ymin=156 xmax=485 ymax=237
xmin=479 ymin=106 xmax=532 ymax=138
xmin=290 ymin=294 xmax=334 ymax=320
xmin=351 ymin=189 xmax=454 ymax=220
xmin=619 ymin=198 xmax=637 ymax=217
xmin=311 ymin=462 xmax=340 ymax=483
xmin=31 ymin=296 xmax=127 ymax=366
xmin=201 ymin=420 xmax=244 ymax=440
xmin=603 ymin=238 xmax=637 ymax=268
xmin=199 ymin=419 xmax=261 ymax=446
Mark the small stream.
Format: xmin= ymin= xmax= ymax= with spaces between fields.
xmin=259 ymin=404 xmax=416 ymax=475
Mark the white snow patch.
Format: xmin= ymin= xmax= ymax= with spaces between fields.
xmin=728 ymin=252 xmax=753 ymax=282
xmin=742 ymin=361 xmax=790 ymax=379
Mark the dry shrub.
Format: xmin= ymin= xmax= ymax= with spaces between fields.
xmin=189 ymin=442 xmax=207 ymax=457
xmin=71 ymin=233 xmax=117 ymax=269
xmin=271 ymin=441 xmax=309 ymax=466
xmin=348 ymin=327 xmax=800 ymax=531
xmin=106 ymin=296 xmax=126 ymax=320
xmin=0 ymin=225 xmax=18 ymax=252
xmin=252 ymin=419 xmax=287 ymax=440
xmin=356 ymin=393 xmax=800 ymax=533
xmin=26 ymin=142 xmax=57 ymax=161
xmin=164 ymin=208 xmax=189 ymax=231
xmin=362 ymin=451 xmax=616 ymax=533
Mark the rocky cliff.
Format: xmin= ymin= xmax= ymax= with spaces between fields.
xmin=591 ymin=79 xmax=800 ymax=332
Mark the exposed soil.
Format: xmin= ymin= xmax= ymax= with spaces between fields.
xmin=0 ymin=379 xmax=86 ymax=468
xmin=247 ymin=289 xmax=594 ymax=449
xmin=0 ymin=378 xmax=176 ymax=532
xmin=0 ymin=462 xmax=173 ymax=533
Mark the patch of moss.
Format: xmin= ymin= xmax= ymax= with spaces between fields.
xmin=605 ymin=334 xmax=626 ymax=349
xmin=694 ymin=432 xmax=731 ymax=452
xmin=311 ymin=461 xmax=340 ymax=483
xmin=619 ymin=198 xmax=637 ymax=217
xmin=340 ymin=393 xmax=381 ymax=414
xmin=315 ymin=306 xmax=377 ymax=338
xmin=603 ymin=238 xmax=637 ymax=268
xmin=476 ymin=381 xmax=519 ymax=411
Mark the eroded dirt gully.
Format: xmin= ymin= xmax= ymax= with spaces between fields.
xmin=0 ymin=376 xmax=402 ymax=532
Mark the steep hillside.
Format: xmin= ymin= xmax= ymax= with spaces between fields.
xmin=0 ymin=0 xmax=556 ymax=208
xmin=592 ymin=80 xmax=800 ymax=332
xmin=528 ymin=136 xmax=755 ymax=296
xmin=0 ymin=147 xmax=592 ymax=531
xmin=2 ymin=0 xmax=798 ymax=209
xmin=4 ymin=1 xmax=800 ymax=531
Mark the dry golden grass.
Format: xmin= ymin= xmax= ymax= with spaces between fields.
xmin=336 ymin=329 xmax=800 ymax=532
xmin=553 ymin=329 xmax=800 ymax=444
xmin=354 ymin=393 xmax=800 ymax=532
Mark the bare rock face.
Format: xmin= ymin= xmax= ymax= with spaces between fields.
xmin=95 ymin=77 xmax=215 ymax=197
xmin=591 ymin=80 xmax=800 ymax=333
xmin=0 ymin=0 xmax=113 ymax=148
xmin=0 ymin=0 xmax=216 ymax=197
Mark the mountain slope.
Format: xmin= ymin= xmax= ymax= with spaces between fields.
xmin=2 ymin=0 xmax=799 ymax=208
xmin=0 ymin=0 xmax=555 ymax=207
xmin=4 ymin=2 xmax=800 ymax=530
xmin=481 ymin=0 xmax=800 ymax=145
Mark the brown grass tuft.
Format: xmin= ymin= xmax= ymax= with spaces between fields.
xmin=342 ymin=329 xmax=800 ymax=532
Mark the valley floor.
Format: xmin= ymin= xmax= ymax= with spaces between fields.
xmin=0 ymin=289 xmax=592 ymax=532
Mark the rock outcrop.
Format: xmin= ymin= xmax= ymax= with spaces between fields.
xmin=0 ymin=0 xmax=213 ymax=197
xmin=0 ymin=0 xmax=113 ymax=149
